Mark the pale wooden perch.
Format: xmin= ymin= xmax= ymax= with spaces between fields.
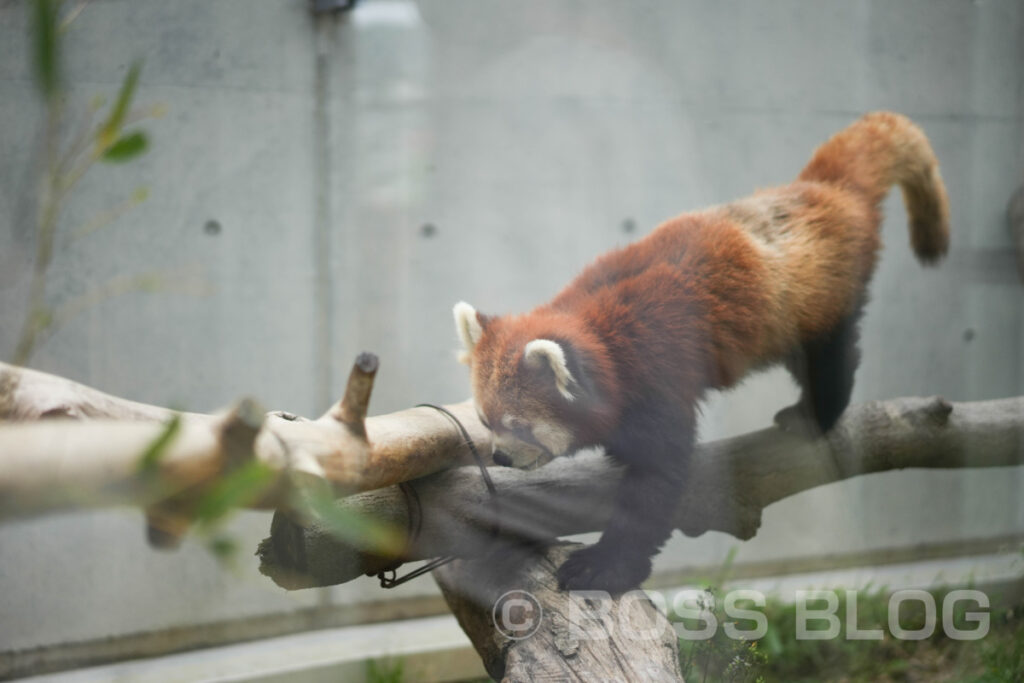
xmin=0 ymin=359 xmax=491 ymax=534
xmin=257 ymin=395 xmax=1024 ymax=588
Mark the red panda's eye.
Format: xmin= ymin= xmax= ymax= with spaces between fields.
xmin=513 ymin=426 xmax=540 ymax=445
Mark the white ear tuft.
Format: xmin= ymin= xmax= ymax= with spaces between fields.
xmin=453 ymin=301 xmax=484 ymax=356
xmin=524 ymin=339 xmax=576 ymax=401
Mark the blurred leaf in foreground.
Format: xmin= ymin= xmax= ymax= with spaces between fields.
xmin=32 ymin=0 xmax=60 ymax=100
xmin=193 ymin=462 xmax=276 ymax=529
xmin=101 ymin=131 xmax=149 ymax=163
xmin=99 ymin=60 xmax=142 ymax=147
xmin=137 ymin=414 xmax=182 ymax=475
xmin=305 ymin=489 xmax=405 ymax=556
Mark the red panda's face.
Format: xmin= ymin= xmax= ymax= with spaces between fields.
xmin=454 ymin=302 xmax=584 ymax=469
xmin=476 ymin=408 xmax=570 ymax=470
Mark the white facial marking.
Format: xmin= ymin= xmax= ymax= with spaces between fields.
xmin=492 ymin=413 xmax=572 ymax=465
xmin=524 ymin=339 xmax=576 ymax=401
xmin=453 ymin=301 xmax=483 ymax=356
xmin=501 ymin=414 xmax=522 ymax=430
xmin=531 ymin=420 xmax=573 ymax=456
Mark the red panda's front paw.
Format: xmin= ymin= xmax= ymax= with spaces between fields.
xmin=556 ymin=544 xmax=652 ymax=595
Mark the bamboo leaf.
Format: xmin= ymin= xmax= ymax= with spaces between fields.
xmin=305 ymin=490 xmax=405 ymax=555
xmin=99 ymin=60 xmax=142 ymax=145
xmin=137 ymin=415 xmax=182 ymax=475
xmin=193 ymin=462 xmax=276 ymax=528
xmin=206 ymin=535 xmax=239 ymax=560
xmin=101 ymin=131 xmax=148 ymax=162
xmin=32 ymin=0 xmax=60 ymax=100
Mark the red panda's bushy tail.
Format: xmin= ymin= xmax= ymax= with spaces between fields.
xmin=799 ymin=111 xmax=950 ymax=265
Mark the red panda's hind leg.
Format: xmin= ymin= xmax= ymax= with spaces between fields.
xmin=776 ymin=301 xmax=865 ymax=435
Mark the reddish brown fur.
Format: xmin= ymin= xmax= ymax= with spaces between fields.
xmin=799 ymin=112 xmax=950 ymax=263
xmin=461 ymin=112 xmax=950 ymax=592
xmin=473 ymin=113 xmax=947 ymax=446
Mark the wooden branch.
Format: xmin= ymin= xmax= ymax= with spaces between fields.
xmin=257 ymin=395 xmax=1024 ymax=588
xmin=0 ymin=360 xmax=491 ymax=524
xmin=0 ymin=399 xmax=259 ymax=520
xmin=0 ymin=362 xmax=187 ymax=422
xmin=434 ymin=543 xmax=684 ymax=682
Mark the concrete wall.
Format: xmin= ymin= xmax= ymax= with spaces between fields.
xmin=1 ymin=0 xmax=1021 ymax=671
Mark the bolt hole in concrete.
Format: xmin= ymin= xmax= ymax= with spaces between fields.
xmin=421 ymin=223 xmax=437 ymax=238
xmin=622 ymin=218 xmax=636 ymax=234
xmin=204 ymin=219 xmax=222 ymax=236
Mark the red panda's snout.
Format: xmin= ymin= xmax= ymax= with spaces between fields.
xmin=492 ymin=450 xmax=513 ymax=467
xmin=491 ymin=430 xmax=553 ymax=469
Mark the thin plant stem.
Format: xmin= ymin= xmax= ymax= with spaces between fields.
xmin=13 ymin=96 xmax=63 ymax=366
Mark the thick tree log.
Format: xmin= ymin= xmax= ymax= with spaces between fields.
xmin=434 ymin=543 xmax=684 ymax=682
xmin=0 ymin=359 xmax=491 ymax=526
xmin=257 ymin=395 xmax=1024 ymax=588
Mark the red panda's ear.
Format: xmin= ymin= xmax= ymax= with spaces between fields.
xmin=453 ymin=302 xmax=490 ymax=363
xmin=524 ymin=339 xmax=577 ymax=401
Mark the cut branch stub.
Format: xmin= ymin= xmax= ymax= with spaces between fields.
xmin=144 ymin=398 xmax=268 ymax=548
xmin=328 ymin=352 xmax=379 ymax=436
xmin=220 ymin=397 xmax=265 ymax=467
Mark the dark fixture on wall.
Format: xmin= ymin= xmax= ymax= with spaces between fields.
xmin=1009 ymin=184 xmax=1024 ymax=285
xmin=311 ymin=0 xmax=358 ymax=14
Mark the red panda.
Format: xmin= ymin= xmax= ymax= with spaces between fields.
xmin=454 ymin=112 xmax=950 ymax=593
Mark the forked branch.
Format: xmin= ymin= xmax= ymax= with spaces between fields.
xmin=0 ymin=359 xmax=491 ymax=534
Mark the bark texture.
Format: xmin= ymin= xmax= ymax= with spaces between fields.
xmin=434 ymin=543 xmax=684 ymax=682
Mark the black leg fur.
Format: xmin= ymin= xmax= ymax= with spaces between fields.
xmin=479 ymin=534 xmax=551 ymax=587
xmin=556 ymin=403 xmax=694 ymax=594
xmin=778 ymin=303 xmax=865 ymax=434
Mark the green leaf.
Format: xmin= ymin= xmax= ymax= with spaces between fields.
xmin=30 ymin=305 xmax=53 ymax=330
xmin=137 ymin=414 xmax=182 ymax=475
xmin=206 ymin=535 xmax=239 ymax=560
xmin=193 ymin=462 xmax=276 ymax=528
xmin=32 ymin=0 xmax=60 ymax=100
xmin=305 ymin=489 xmax=405 ymax=555
xmin=99 ymin=60 xmax=142 ymax=145
xmin=101 ymin=131 xmax=149 ymax=162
